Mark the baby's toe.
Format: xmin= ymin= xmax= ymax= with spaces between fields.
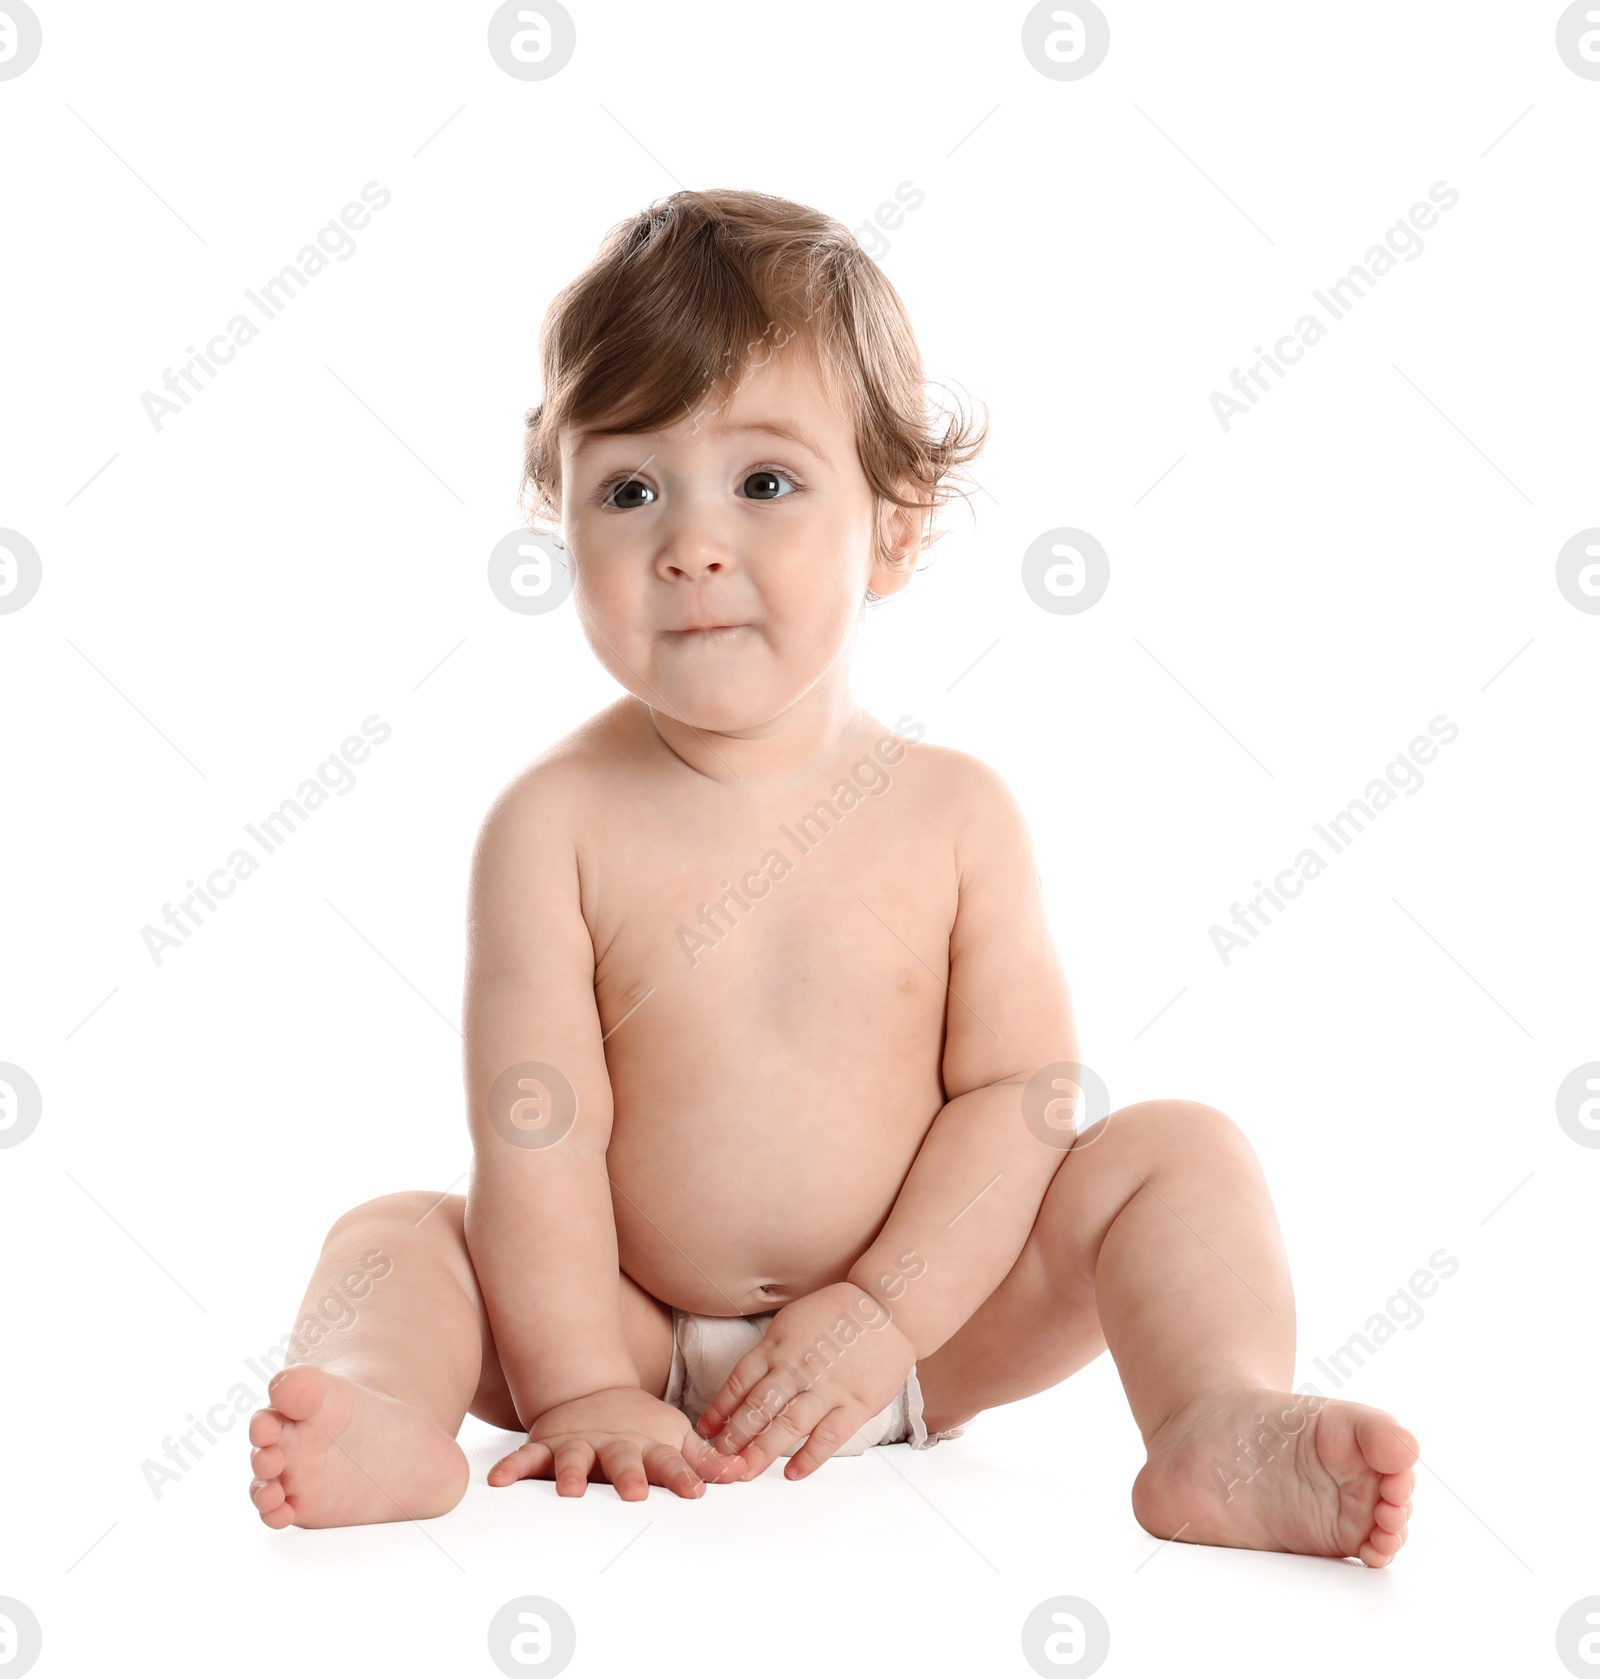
xmin=250 ymin=1476 xmax=286 ymax=1514
xmin=251 ymin=1444 xmax=284 ymax=1481
xmin=267 ymin=1365 xmax=328 ymax=1422
xmin=1378 ymin=1466 xmax=1415 ymax=1506
xmin=248 ymin=1409 xmax=283 ymax=1449
xmin=1356 ymin=1410 xmax=1419 ymax=1476
xmin=1372 ymin=1498 xmax=1408 ymax=1534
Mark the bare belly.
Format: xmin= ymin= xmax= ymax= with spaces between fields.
xmin=598 ymin=931 xmax=948 ymax=1314
xmin=606 ymin=1092 xmax=937 ymax=1314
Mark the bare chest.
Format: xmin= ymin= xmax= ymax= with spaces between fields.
xmin=591 ymin=780 xmax=956 ymax=1047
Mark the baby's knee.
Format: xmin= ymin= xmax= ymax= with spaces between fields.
xmin=1088 ymin=1098 xmax=1250 ymax=1162
xmin=323 ymin=1189 xmax=460 ymax=1245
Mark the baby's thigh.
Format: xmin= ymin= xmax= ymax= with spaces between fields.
xmin=436 ymin=1195 xmax=674 ymax=1430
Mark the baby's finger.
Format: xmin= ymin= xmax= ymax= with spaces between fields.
xmin=641 ymin=1441 xmax=712 ymax=1498
xmin=710 ymin=1366 xmax=802 ymax=1457
xmin=784 ymin=1406 xmax=863 ymax=1480
xmin=487 ymin=1438 xmax=554 ymax=1487
xmin=676 ymin=1428 xmax=750 ymax=1486
xmin=736 ymin=1390 xmax=832 ymax=1480
xmin=695 ymin=1347 xmax=775 ymax=1441
xmin=551 ymin=1440 xmax=596 ymax=1497
xmin=595 ymin=1439 xmax=649 ymax=1502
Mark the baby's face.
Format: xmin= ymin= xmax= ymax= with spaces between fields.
xmin=559 ymin=347 xmax=909 ymax=734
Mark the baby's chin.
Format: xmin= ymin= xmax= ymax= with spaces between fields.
xmin=632 ymin=665 xmax=807 ymax=737
xmin=641 ymin=685 xmax=793 ymax=736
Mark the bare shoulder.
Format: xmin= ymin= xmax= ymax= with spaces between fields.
xmin=477 ymin=697 xmax=641 ymax=838
xmin=880 ymin=728 xmax=1035 ymax=864
xmin=467 ymin=701 xmax=645 ymax=944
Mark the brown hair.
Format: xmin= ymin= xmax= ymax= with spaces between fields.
xmin=519 ymin=188 xmax=987 ymax=585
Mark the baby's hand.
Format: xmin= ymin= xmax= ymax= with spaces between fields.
xmin=489 ymin=1387 xmax=750 ymax=1501
xmin=696 ymin=1283 xmax=917 ymax=1481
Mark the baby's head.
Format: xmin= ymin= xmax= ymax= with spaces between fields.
xmin=520 ymin=188 xmax=985 ymax=734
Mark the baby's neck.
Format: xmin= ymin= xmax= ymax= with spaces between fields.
xmin=641 ymin=683 xmax=867 ymax=788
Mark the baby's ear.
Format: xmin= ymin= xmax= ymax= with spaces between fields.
xmin=869 ymin=491 xmax=926 ymax=599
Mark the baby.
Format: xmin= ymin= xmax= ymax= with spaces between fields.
xmin=247 ymin=188 xmax=1417 ymax=1565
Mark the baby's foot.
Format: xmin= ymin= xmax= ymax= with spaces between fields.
xmin=1131 ymin=1387 xmax=1417 ymax=1567
xmin=247 ymin=1365 xmax=469 ymax=1529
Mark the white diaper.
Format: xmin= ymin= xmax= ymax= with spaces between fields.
xmin=660 ymin=1307 xmax=966 ymax=1455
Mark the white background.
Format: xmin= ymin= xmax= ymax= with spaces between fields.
xmin=2 ymin=2 xmax=1596 ymax=1675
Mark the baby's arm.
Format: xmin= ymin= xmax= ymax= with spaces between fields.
xmin=842 ymin=757 xmax=1079 ymax=1357
xmin=698 ymin=757 xmax=1078 ymax=1473
xmin=462 ymin=771 xmax=637 ymax=1412
xmin=462 ymin=769 xmax=746 ymax=1498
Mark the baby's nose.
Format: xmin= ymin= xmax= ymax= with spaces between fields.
xmin=657 ymin=532 xmax=735 ymax=581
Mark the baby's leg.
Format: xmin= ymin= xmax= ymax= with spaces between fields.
xmin=247 ymin=1192 xmax=672 ymax=1529
xmin=915 ymin=1099 xmax=1417 ymax=1566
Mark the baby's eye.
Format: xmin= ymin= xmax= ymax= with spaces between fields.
xmin=739 ymin=468 xmax=799 ymax=501
xmin=601 ymin=476 xmax=656 ymax=510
